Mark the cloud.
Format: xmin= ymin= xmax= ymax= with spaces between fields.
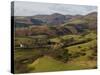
xmin=14 ymin=1 xmax=97 ymax=16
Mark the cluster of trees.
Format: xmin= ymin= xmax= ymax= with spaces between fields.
xmin=49 ymin=48 xmax=69 ymax=62
xmin=15 ymin=37 xmax=52 ymax=48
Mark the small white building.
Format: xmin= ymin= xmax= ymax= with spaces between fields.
xmin=20 ymin=43 xmax=24 ymax=48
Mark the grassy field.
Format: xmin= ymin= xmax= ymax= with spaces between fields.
xmin=28 ymin=32 xmax=97 ymax=72
xmin=14 ymin=31 xmax=97 ymax=73
xmin=27 ymin=56 xmax=96 ymax=72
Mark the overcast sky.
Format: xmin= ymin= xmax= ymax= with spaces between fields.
xmin=13 ymin=1 xmax=97 ymax=16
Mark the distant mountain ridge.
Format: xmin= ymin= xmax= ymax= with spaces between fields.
xmin=14 ymin=12 xmax=97 ymax=28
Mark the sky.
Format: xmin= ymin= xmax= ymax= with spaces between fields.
xmin=13 ymin=1 xmax=97 ymax=16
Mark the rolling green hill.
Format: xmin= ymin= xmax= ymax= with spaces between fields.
xmin=28 ymin=55 xmax=96 ymax=72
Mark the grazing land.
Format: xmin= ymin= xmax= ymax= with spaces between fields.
xmin=14 ymin=12 xmax=97 ymax=73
